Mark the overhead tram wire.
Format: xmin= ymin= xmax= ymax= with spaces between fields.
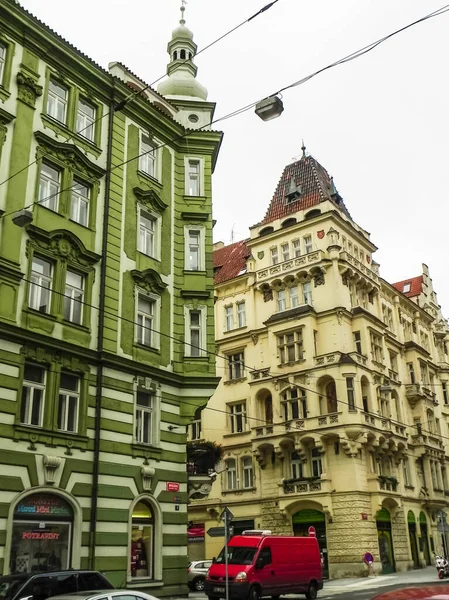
xmin=2 ymin=2 xmax=448 ymax=221
xmin=21 ymin=277 xmax=448 ymax=442
xmin=0 ymin=0 xmax=282 ymax=191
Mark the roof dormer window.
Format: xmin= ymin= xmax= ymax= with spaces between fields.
xmin=403 ymin=283 xmax=411 ymax=293
xmin=285 ymin=177 xmax=301 ymax=204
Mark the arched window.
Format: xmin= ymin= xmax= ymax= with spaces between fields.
xmin=173 ymin=51 xmax=178 ymax=60
xmin=259 ymin=226 xmax=274 ymax=237
xmin=392 ymin=391 xmax=401 ymax=422
xmin=131 ymin=500 xmax=155 ymax=579
xmin=326 ymin=381 xmax=337 ymax=413
xmin=281 ymin=218 xmax=297 ymax=228
xmin=180 ymin=49 xmax=186 ymax=59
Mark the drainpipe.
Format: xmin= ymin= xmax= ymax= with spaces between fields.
xmin=89 ymin=90 xmax=115 ymax=568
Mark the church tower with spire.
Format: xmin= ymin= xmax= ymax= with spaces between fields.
xmin=158 ymin=2 xmax=216 ymax=129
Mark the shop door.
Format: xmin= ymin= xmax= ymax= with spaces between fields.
xmin=376 ymin=509 xmax=395 ymax=574
xmin=408 ymin=523 xmax=419 ymax=568
xmin=420 ymin=523 xmax=431 ymax=566
xmin=292 ymin=509 xmax=328 ymax=579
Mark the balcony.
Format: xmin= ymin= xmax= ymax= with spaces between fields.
xmin=250 ymin=368 xmax=271 ymax=382
xmin=362 ymin=413 xmax=407 ymax=437
xmin=378 ymin=476 xmax=398 ymax=492
xmin=405 ymin=383 xmax=438 ymax=407
xmin=256 ymin=250 xmax=325 ymax=283
xmin=340 ymin=251 xmax=379 ymax=284
xmin=410 ymin=433 xmax=444 ymax=451
xmin=282 ymin=477 xmax=323 ymax=495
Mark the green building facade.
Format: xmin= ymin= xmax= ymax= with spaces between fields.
xmin=0 ymin=1 xmax=222 ymax=594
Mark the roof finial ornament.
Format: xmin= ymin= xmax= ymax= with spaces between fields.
xmin=301 ymin=140 xmax=307 ymax=158
xmin=180 ymin=0 xmax=187 ymax=25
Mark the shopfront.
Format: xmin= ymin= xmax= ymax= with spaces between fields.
xmin=292 ymin=509 xmax=328 ymax=578
xmin=9 ymin=493 xmax=73 ymax=574
xmin=376 ymin=508 xmax=395 ymax=574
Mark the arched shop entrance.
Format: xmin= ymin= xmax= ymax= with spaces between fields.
xmin=10 ymin=493 xmax=73 ymax=573
xmin=419 ymin=512 xmax=431 ymax=566
xmin=376 ymin=508 xmax=395 ymax=574
xmin=292 ymin=509 xmax=328 ymax=578
xmin=407 ymin=511 xmax=419 ymax=568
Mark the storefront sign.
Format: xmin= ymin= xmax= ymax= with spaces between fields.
xmin=15 ymin=494 xmax=73 ymax=519
xmin=188 ymin=523 xmax=205 ymax=543
xmin=166 ymin=482 xmax=180 ymax=492
xmin=22 ymin=531 xmax=60 ymax=540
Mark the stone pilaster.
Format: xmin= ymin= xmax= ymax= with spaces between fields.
xmin=392 ymin=508 xmax=412 ymax=571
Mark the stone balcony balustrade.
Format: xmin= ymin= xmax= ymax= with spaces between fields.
xmin=256 ymin=250 xmax=327 ymax=286
xmin=406 ymin=383 xmax=438 ymax=407
xmin=339 ymin=251 xmax=379 ymax=285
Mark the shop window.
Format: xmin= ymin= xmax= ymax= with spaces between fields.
xmin=130 ymin=501 xmax=154 ymax=579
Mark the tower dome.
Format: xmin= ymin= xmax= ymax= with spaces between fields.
xmin=157 ymin=2 xmax=208 ymax=101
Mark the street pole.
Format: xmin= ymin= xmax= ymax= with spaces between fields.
xmin=224 ymin=512 xmax=229 ymax=600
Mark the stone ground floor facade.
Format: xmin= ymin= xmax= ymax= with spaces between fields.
xmin=189 ymin=492 xmax=448 ymax=578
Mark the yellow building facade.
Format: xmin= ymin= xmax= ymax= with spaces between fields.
xmin=188 ymin=152 xmax=449 ymax=578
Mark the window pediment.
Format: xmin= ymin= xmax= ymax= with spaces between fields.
xmin=34 ymin=131 xmax=105 ymax=180
xmin=134 ymin=187 xmax=167 ymax=212
xmin=26 ymin=226 xmax=101 ymax=267
xmin=131 ymin=268 xmax=167 ymax=295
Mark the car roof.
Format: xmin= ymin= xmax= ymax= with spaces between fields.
xmin=0 ymin=571 xmax=102 ymax=581
xmin=373 ymin=586 xmax=449 ymax=599
xmin=48 ymin=591 xmax=160 ymax=600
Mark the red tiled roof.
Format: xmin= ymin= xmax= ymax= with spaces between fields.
xmin=213 ymin=240 xmax=251 ymax=285
xmin=392 ymin=276 xmax=423 ymax=298
xmin=261 ymin=154 xmax=351 ymax=224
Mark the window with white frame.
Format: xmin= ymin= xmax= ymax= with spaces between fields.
xmin=281 ymin=243 xmax=290 ymax=262
xmin=186 ymin=309 xmax=203 ymax=357
xmin=58 ymin=373 xmax=80 ymax=433
xmin=185 ymin=227 xmax=204 ymax=271
xmin=227 ymin=352 xmax=244 ymax=380
xmin=292 ymin=239 xmax=301 ymax=257
xmin=21 ymin=364 xmax=46 ymax=427
xmin=282 ymin=387 xmax=307 ymax=421
xmin=190 ymin=407 xmax=202 ymax=441
xmin=277 ymin=330 xmax=304 ymax=363
xmin=0 ymin=44 xmax=5 ymax=84
xmin=304 ymin=234 xmax=313 ymax=253
xmin=228 ymin=401 xmax=247 ymax=433
xmin=47 ymin=79 xmax=68 ymax=123
xmin=311 ymin=448 xmax=323 ymax=477
xmin=135 ymin=390 xmax=154 ymax=445
xmin=277 ymin=289 xmax=287 ymax=312
xmin=346 ymin=377 xmax=355 ymax=411
xmin=353 ymin=331 xmax=362 ymax=354
xmin=270 ymin=247 xmax=279 ymax=265
xmin=139 ymin=133 xmax=156 ymax=177
xmin=289 ymin=286 xmax=299 ymax=308
xmin=242 ymin=456 xmax=254 ymax=488
xmin=137 ymin=295 xmax=155 ymax=347
xmin=138 ymin=210 xmax=156 ymax=257
xmin=225 ymin=305 xmax=234 ymax=331
xmin=226 ymin=458 xmax=237 ymax=489
xmin=70 ymin=181 xmax=90 ymax=227
xmin=186 ymin=158 xmax=201 ymax=196
xmin=29 ymin=257 xmax=53 ymax=313
xmin=76 ymin=98 xmax=95 ymax=142
xmin=237 ymin=302 xmax=246 ymax=328
xmin=370 ymin=332 xmax=383 ymax=363
xmin=63 ymin=270 xmax=84 ymax=324
xmin=291 ymin=450 xmax=303 ymax=479
xmin=39 ymin=163 xmax=60 ymax=212
xmin=303 ymin=281 xmax=312 ymax=305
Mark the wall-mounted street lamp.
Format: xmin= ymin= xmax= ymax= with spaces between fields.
xmin=255 ymin=95 xmax=284 ymax=121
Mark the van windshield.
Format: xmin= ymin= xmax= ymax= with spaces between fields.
xmin=215 ymin=546 xmax=257 ymax=565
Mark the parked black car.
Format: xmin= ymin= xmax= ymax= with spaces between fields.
xmin=0 ymin=570 xmax=113 ymax=600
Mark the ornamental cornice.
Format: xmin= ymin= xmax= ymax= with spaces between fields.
xmin=34 ymin=131 xmax=105 ymax=180
xmin=133 ymin=186 xmax=167 ymax=212
xmin=131 ymin=268 xmax=167 ymax=295
xmin=16 ymin=71 xmax=43 ymax=107
xmin=26 ymin=226 xmax=101 ymax=268
xmin=20 ymin=344 xmax=90 ymax=372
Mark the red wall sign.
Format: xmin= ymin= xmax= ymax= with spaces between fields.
xmin=166 ymin=482 xmax=180 ymax=492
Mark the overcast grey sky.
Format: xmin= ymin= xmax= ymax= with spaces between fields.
xmin=21 ymin=0 xmax=449 ymax=315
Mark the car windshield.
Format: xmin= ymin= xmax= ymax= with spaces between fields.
xmin=215 ymin=546 xmax=257 ymax=565
xmin=0 ymin=577 xmax=26 ymax=600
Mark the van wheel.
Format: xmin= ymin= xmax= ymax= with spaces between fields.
xmin=305 ymin=582 xmax=318 ymax=600
xmin=193 ymin=577 xmax=206 ymax=591
xmin=248 ymin=586 xmax=261 ymax=600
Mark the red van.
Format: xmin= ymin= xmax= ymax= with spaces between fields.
xmin=204 ymin=530 xmax=323 ymax=600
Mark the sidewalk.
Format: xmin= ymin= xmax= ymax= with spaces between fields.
xmin=322 ymin=566 xmax=438 ymax=594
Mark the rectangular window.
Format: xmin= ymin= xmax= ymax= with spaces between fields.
xmin=277 ymin=289 xmax=286 ymax=311
xmin=292 ymin=239 xmax=301 ymax=257
xmin=137 ymin=295 xmax=155 ymax=347
xmin=76 ymin=98 xmax=95 ymax=141
xmin=237 ymin=302 xmax=246 ymax=328
xmin=304 ymin=235 xmax=313 ymax=253
xmin=70 ymin=181 xmax=90 ymax=227
xmin=226 ymin=459 xmax=237 ymax=489
xmin=188 ymin=309 xmax=201 ymax=357
xmin=58 ymin=373 xmax=80 ymax=433
xmin=370 ymin=332 xmax=383 ymax=363
xmin=443 ymin=382 xmax=448 ymax=405
xmin=420 ymin=361 xmax=429 ymax=386
xmin=407 ymin=362 xmax=416 ymax=384
xmin=402 ymin=458 xmax=410 ymax=486
xmin=229 ymin=402 xmax=247 ymax=433
xmin=135 ymin=391 xmax=153 ymax=444
xmin=187 ymin=229 xmax=201 ymax=271
xmin=354 ymin=331 xmax=362 ymax=354
xmin=303 ymin=281 xmax=312 ymax=305
xmin=242 ymin=456 xmax=254 ymax=488
xmin=138 ymin=211 xmax=155 ymax=257
xmin=346 ymin=377 xmax=355 ymax=411
xmin=311 ymin=449 xmax=323 ymax=477
xmin=191 ymin=409 xmax=202 ymax=441
xmin=63 ymin=271 xmax=84 ymax=324
xmin=0 ymin=44 xmax=5 ymax=84
xmin=228 ymin=352 xmax=244 ymax=380
xmin=187 ymin=159 xmax=201 ymax=196
xmin=270 ymin=247 xmax=279 ymax=265
xmin=225 ymin=306 xmax=234 ymax=331
xmin=289 ymin=286 xmax=299 ymax=308
xmin=389 ymin=350 xmax=398 ymax=372
xmin=139 ymin=133 xmax=156 ymax=177
xmin=39 ymin=163 xmax=60 ymax=212
xmin=278 ymin=330 xmax=303 ymax=363
xmin=29 ymin=257 xmax=52 ymax=313
xmin=47 ymin=79 xmax=68 ymax=123
xmin=21 ymin=364 xmax=46 ymax=427
xmin=281 ymin=243 xmax=290 ymax=262
xmin=291 ymin=451 xmax=303 ymax=479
